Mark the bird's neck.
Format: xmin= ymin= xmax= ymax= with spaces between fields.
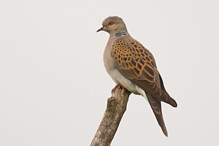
xmin=109 ymin=27 xmax=128 ymax=37
xmin=110 ymin=30 xmax=129 ymax=38
xmin=114 ymin=32 xmax=128 ymax=37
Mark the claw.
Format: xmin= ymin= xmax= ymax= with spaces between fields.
xmin=111 ymin=83 xmax=126 ymax=92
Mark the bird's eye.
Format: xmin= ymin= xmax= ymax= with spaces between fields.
xmin=108 ymin=21 xmax=114 ymax=25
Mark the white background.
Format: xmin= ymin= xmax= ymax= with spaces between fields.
xmin=0 ymin=0 xmax=219 ymax=146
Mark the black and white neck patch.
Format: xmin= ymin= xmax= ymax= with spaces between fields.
xmin=115 ymin=32 xmax=128 ymax=37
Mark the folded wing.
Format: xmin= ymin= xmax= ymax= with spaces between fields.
xmin=111 ymin=36 xmax=177 ymax=107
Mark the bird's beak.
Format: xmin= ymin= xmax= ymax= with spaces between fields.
xmin=97 ymin=27 xmax=104 ymax=32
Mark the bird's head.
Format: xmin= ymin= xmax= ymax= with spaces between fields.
xmin=97 ymin=16 xmax=128 ymax=35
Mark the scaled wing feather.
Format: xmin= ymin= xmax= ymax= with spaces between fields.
xmin=111 ymin=36 xmax=177 ymax=107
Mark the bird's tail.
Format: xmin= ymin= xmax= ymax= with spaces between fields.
xmin=146 ymin=93 xmax=168 ymax=137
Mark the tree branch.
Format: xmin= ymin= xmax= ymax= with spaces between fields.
xmin=90 ymin=87 xmax=131 ymax=146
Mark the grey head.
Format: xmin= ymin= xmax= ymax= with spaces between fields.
xmin=97 ymin=16 xmax=128 ymax=35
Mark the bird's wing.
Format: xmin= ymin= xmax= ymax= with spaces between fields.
xmin=111 ymin=35 xmax=177 ymax=107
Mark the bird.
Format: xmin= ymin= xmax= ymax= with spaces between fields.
xmin=97 ymin=16 xmax=177 ymax=137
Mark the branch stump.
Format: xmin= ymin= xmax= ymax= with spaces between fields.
xmin=91 ymin=87 xmax=131 ymax=146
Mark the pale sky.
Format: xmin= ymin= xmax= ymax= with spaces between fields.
xmin=0 ymin=0 xmax=219 ymax=146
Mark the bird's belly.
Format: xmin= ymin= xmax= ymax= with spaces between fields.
xmin=107 ymin=69 xmax=146 ymax=98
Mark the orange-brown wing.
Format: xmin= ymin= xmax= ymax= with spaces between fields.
xmin=111 ymin=36 xmax=177 ymax=107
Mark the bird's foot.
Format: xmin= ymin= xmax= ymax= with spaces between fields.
xmin=111 ymin=83 xmax=126 ymax=92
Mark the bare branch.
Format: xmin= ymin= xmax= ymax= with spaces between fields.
xmin=91 ymin=87 xmax=131 ymax=146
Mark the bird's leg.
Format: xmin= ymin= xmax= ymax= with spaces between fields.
xmin=112 ymin=84 xmax=120 ymax=92
xmin=112 ymin=83 xmax=126 ymax=92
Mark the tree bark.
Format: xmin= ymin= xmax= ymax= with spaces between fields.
xmin=90 ymin=87 xmax=131 ymax=146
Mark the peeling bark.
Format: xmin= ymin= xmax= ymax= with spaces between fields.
xmin=90 ymin=87 xmax=131 ymax=146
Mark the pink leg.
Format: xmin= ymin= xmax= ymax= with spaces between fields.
xmin=111 ymin=83 xmax=126 ymax=92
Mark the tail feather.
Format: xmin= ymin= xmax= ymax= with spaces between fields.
xmin=147 ymin=93 xmax=168 ymax=137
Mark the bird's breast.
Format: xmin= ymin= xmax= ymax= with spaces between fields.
xmin=103 ymin=37 xmax=116 ymax=73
